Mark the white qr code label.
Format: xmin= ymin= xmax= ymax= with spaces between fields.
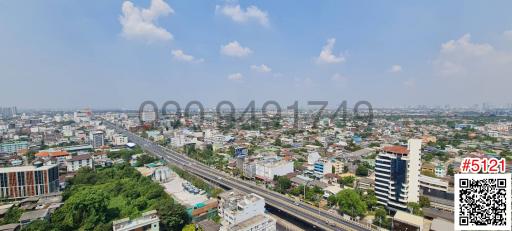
xmin=455 ymin=173 xmax=511 ymax=230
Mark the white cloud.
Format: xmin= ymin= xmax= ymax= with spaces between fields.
xmin=227 ymin=73 xmax=243 ymax=81
xmin=316 ymin=38 xmax=345 ymax=64
xmin=220 ymin=41 xmax=252 ymax=57
xmin=250 ymin=64 xmax=271 ymax=73
xmin=119 ymin=0 xmax=174 ymax=42
xmin=331 ymin=73 xmax=347 ymax=82
xmin=504 ymin=30 xmax=512 ymax=40
xmin=434 ymin=34 xmax=498 ymax=76
xmin=403 ymin=79 xmax=415 ymax=88
xmin=431 ymin=33 xmax=512 ymax=104
xmin=440 ymin=34 xmax=493 ymax=56
xmin=215 ymin=4 xmax=268 ymax=26
xmin=389 ymin=65 xmax=403 ymax=73
xmin=171 ymin=50 xmax=204 ymax=63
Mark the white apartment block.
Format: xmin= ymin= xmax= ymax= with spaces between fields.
xmin=66 ymin=154 xmax=94 ymax=172
xmin=218 ymin=190 xmax=276 ymax=231
xmin=255 ymin=158 xmax=294 ymax=181
xmin=375 ymin=139 xmax=421 ymax=211
xmin=112 ymin=134 xmax=128 ymax=146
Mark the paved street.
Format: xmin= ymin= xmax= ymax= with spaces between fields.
xmin=106 ymin=121 xmax=374 ymax=231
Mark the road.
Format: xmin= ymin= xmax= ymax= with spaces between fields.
xmin=105 ymin=121 xmax=374 ymax=231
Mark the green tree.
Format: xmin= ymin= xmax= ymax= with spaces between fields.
xmin=336 ymin=189 xmax=367 ymax=217
xmin=70 ymin=167 xmax=98 ymax=185
xmin=373 ymin=207 xmax=391 ymax=229
xmin=293 ymin=160 xmax=305 ymax=170
xmin=155 ymin=198 xmax=190 ymax=231
xmin=361 ymin=190 xmax=378 ymax=210
xmin=273 ymin=137 xmax=282 ymax=146
xmin=135 ymin=154 xmax=159 ymax=167
xmin=447 ymin=165 xmax=454 ymax=176
xmin=419 ymin=196 xmax=430 ymax=207
xmin=327 ymin=194 xmax=337 ymax=207
xmin=51 ymin=187 xmax=109 ymax=230
xmin=26 ymin=150 xmax=37 ymax=163
xmin=407 ymin=202 xmax=423 ymax=216
xmin=422 ymin=153 xmax=434 ymax=161
xmin=274 ymin=176 xmax=292 ymax=193
xmin=356 ymin=164 xmax=369 ymax=176
xmin=22 ymin=219 xmax=55 ymax=231
xmin=0 ymin=207 xmax=22 ymax=225
xmin=182 ymin=224 xmax=198 ymax=231
xmin=338 ymin=176 xmax=355 ymax=187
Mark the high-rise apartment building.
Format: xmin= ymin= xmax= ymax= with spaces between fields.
xmin=90 ymin=131 xmax=104 ymax=148
xmin=0 ymin=164 xmax=59 ymax=199
xmin=375 ymin=139 xmax=421 ymax=211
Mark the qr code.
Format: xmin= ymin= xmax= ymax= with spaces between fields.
xmin=455 ymin=173 xmax=512 ymax=230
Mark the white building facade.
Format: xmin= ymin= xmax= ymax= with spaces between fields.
xmin=218 ymin=190 xmax=276 ymax=231
xmin=66 ymin=154 xmax=94 ymax=172
xmin=112 ymin=134 xmax=128 ymax=146
xmin=255 ymin=159 xmax=293 ymax=181
xmin=375 ymin=139 xmax=421 ymax=211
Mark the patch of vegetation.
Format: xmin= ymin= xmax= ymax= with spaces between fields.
xmin=107 ymin=147 xmax=143 ymax=161
xmin=23 ymin=164 xmax=190 ymax=231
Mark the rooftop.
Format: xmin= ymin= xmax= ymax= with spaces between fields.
xmin=112 ymin=210 xmax=159 ymax=230
xmin=19 ymin=208 xmax=49 ymax=222
xmin=383 ymin=145 xmax=409 ymax=155
xmin=430 ymin=218 xmax=454 ymax=231
xmin=230 ymin=214 xmax=274 ymax=230
xmin=35 ymin=150 xmax=70 ymax=157
xmin=0 ymin=164 xmax=57 ymax=173
xmin=197 ymin=219 xmax=221 ymax=231
xmin=68 ymin=154 xmax=92 ymax=161
xmin=393 ymin=210 xmax=424 ymax=227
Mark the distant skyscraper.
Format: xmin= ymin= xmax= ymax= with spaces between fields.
xmin=0 ymin=106 xmax=17 ymax=118
xmin=375 ymin=139 xmax=421 ymax=211
xmin=90 ymin=131 xmax=104 ymax=148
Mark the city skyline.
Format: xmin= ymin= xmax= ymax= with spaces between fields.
xmin=1 ymin=0 xmax=512 ymax=109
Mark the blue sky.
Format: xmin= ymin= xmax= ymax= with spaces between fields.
xmin=1 ymin=0 xmax=512 ymax=109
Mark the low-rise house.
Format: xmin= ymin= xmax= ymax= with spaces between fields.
xmin=66 ymin=154 xmax=93 ymax=172
xmin=113 ymin=210 xmax=160 ymax=231
xmin=35 ymin=150 xmax=70 ymax=165
xmin=19 ymin=209 xmax=50 ymax=226
xmin=112 ymin=134 xmax=128 ymax=146
xmin=357 ymin=177 xmax=375 ymax=191
xmin=434 ymin=163 xmax=445 ymax=177
xmin=392 ymin=210 xmax=425 ymax=231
